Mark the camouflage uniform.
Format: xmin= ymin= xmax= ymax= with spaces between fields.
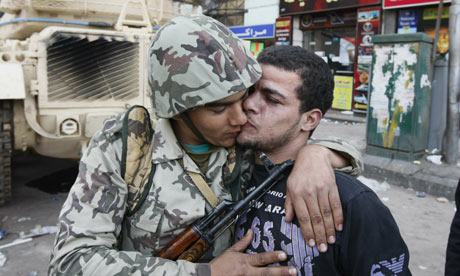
xmin=49 ymin=15 xmax=362 ymax=276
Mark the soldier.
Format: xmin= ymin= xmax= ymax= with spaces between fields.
xmin=48 ymin=15 xmax=361 ymax=276
xmin=234 ymin=45 xmax=411 ymax=275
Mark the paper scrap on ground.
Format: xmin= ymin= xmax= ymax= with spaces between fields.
xmin=427 ymin=155 xmax=442 ymax=165
xmin=436 ymin=197 xmax=448 ymax=203
xmin=0 ymin=251 xmax=6 ymax=267
xmin=17 ymin=217 xmax=31 ymax=222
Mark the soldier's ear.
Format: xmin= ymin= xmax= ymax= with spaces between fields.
xmin=300 ymin=109 xmax=322 ymax=133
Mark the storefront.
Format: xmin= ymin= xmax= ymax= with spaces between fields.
xmin=278 ymin=0 xmax=383 ymax=113
xmin=384 ymin=0 xmax=451 ymax=56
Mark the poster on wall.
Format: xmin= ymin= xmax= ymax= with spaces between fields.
xmin=280 ymin=0 xmax=381 ymax=16
xmin=397 ymin=10 xmax=417 ymax=33
xmin=421 ymin=6 xmax=450 ymax=54
xmin=250 ymin=42 xmax=264 ymax=57
xmin=332 ymin=75 xmax=354 ymax=110
xmin=353 ymin=6 xmax=381 ymax=113
xmin=275 ymin=17 xmax=292 ymax=45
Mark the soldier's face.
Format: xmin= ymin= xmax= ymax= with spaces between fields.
xmin=187 ymin=89 xmax=248 ymax=147
xmin=237 ymin=64 xmax=304 ymax=152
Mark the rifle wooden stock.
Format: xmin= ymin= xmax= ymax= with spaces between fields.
xmin=156 ymin=226 xmax=201 ymax=260
xmin=177 ymin=238 xmax=212 ymax=262
xmin=156 ymin=225 xmax=212 ymax=262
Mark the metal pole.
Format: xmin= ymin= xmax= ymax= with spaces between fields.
xmin=444 ymin=0 xmax=460 ymax=164
xmin=432 ymin=0 xmax=444 ymax=64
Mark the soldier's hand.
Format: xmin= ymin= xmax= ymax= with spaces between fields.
xmin=210 ymin=229 xmax=297 ymax=276
xmin=285 ymin=144 xmax=344 ymax=253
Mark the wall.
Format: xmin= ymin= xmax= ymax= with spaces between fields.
xmin=244 ymin=0 xmax=278 ymax=25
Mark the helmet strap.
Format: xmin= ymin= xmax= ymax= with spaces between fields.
xmin=180 ymin=112 xmax=210 ymax=145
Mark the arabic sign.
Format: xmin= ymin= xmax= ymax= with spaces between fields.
xmin=275 ymin=17 xmax=292 ymax=45
xmin=280 ymin=0 xmax=381 ymax=16
xmin=383 ymin=0 xmax=451 ymax=9
xmin=229 ymin=24 xmax=274 ymax=39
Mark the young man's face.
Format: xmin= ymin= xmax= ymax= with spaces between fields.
xmin=237 ymin=64 xmax=304 ymax=152
xmin=186 ymin=89 xmax=248 ymax=147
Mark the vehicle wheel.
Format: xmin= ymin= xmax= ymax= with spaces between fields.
xmin=0 ymin=100 xmax=13 ymax=205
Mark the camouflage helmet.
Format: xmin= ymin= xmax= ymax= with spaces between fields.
xmin=147 ymin=15 xmax=262 ymax=118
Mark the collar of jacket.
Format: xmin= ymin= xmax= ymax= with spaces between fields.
xmin=152 ymin=118 xmax=229 ymax=175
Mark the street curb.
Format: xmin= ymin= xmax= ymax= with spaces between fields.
xmin=324 ymin=110 xmax=367 ymax=124
xmin=362 ymin=154 xmax=460 ymax=201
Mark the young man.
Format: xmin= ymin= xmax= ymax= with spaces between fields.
xmin=48 ymin=16 xmax=360 ymax=276
xmin=234 ymin=45 xmax=412 ymax=275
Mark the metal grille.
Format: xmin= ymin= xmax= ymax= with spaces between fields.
xmin=47 ymin=33 xmax=140 ymax=102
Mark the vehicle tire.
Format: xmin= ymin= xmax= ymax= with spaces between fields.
xmin=0 ymin=100 xmax=13 ymax=206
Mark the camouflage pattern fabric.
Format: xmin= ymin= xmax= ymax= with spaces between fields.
xmin=49 ymin=116 xmax=236 ymax=275
xmin=308 ymin=138 xmax=363 ymax=176
xmin=147 ymin=15 xmax=261 ymax=118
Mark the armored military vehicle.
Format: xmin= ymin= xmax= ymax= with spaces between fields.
xmin=0 ymin=0 xmax=197 ymax=204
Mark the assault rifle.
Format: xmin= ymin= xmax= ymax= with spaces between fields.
xmin=157 ymin=154 xmax=294 ymax=262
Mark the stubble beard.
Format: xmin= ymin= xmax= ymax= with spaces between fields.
xmin=238 ymin=117 xmax=301 ymax=153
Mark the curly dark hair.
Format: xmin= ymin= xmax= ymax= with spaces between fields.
xmin=257 ymin=45 xmax=334 ymax=116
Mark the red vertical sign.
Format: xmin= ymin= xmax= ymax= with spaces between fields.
xmin=275 ymin=17 xmax=292 ymax=45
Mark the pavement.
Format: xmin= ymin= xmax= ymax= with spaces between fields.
xmin=324 ymin=109 xmax=460 ymax=201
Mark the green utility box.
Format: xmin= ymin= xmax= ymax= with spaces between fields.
xmin=367 ymin=33 xmax=433 ymax=161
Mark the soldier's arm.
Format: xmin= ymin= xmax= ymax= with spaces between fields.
xmin=284 ymin=139 xmax=362 ymax=253
xmin=48 ymin=130 xmax=206 ymax=276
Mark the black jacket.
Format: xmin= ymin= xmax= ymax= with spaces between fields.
xmin=445 ymin=180 xmax=460 ymax=276
xmin=235 ymin=167 xmax=411 ymax=276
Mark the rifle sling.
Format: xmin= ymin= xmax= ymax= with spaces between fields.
xmin=186 ymin=170 xmax=219 ymax=208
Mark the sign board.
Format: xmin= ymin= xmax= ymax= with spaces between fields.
xmin=421 ymin=6 xmax=450 ymax=54
xmin=300 ymin=11 xmax=357 ymax=29
xmin=383 ymin=0 xmax=451 ymax=9
xmin=332 ymin=75 xmax=354 ymax=110
xmin=275 ymin=17 xmax=292 ymax=45
xmin=397 ymin=10 xmax=417 ymax=34
xmin=353 ymin=6 xmax=381 ymax=112
xmin=280 ymin=0 xmax=381 ymax=16
xmin=230 ymin=24 xmax=275 ymax=39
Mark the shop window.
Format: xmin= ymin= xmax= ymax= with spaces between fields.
xmin=303 ymin=27 xmax=356 ymax=73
